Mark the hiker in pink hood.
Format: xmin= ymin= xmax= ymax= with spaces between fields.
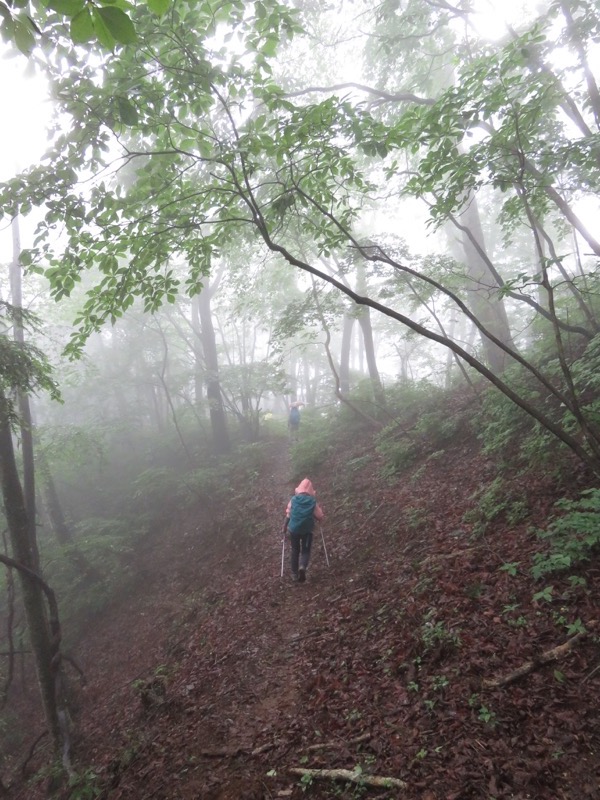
xmin=283 ymin=478 xmax=324 ymax=583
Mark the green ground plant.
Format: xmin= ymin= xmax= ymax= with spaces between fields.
xmin=404 ymin=506 xmax=432 ymax=533
xmin=67 ymin=768 xmax=102 ymax=800
xmin=532 ymin=489 xmax=600 ymax=579
xmin=420 ymin=609 xmax=461 ymax=653
xmin=475 ymin=365 xmax=571 ymax=474
xmin=463 ymin=477 xmax=529 ymax=535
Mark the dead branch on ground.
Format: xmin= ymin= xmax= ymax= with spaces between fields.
xmin=304 ymin=732 xmax=372 ymax=752
xmin=289 ymin=767 xmax=407 ymax=790
xmin=484 ymin=622 xmax=597 ymax=689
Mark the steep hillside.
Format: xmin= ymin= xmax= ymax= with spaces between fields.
xmin=8 ymin=412 xmax=600 ymax=800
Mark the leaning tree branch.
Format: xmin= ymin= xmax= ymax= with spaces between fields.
xmin=283 ymin=83 xmax=434 ymax=105
xmin=0 ymin=555 xmax=59 ymax=641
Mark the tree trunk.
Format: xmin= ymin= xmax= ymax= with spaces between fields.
xmin=339 ymin=313 xmax=354 ymax=395
xmin=357 ymin=308 xmax=385 ymax=403
xmin=355 ymin=264 xmax=385 ymax=405
xmin=457 ymin=196 xmax=515 ymax=373
xmin=10 ymin=216 xmax=39 ymax=571
xmin=40 ymin=460 xmax=71 ymax=546
xmin=194 ymin=291 xmax=230 ymax=454
xmin=0 ymin=397 xmax=60 ymax=749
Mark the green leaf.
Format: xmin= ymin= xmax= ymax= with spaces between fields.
xmin=47 ymin=0 xmax=85 ymax=16
xmin=197 ymin=137 xmax=213 ymax=158
xmin=19 ymin=249 xmax=33 ymax=266
xmin=147 ymin=0 xmax=169 ymax=16
xmin=70 ymin=7 xmax=94 ymax=43
xmin=261 ymin=36 xmax=277 ymax=58
xmin=91 ymin=5 xmax=115 ymax=48
xmin=117 ymin=96 xmax=139 ymax=126
xmin=96 ymin=5 xmax=136 ymax=44
xmin=12 ymin=17 xmax=35 ymax=54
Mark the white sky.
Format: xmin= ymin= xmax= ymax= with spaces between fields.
xmin=0 ymin=51 xmax=53 ymax=267
xmin=0 ymin=53 xmax=52 ymax=180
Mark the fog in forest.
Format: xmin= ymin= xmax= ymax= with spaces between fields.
xmin=1 ymin=0 xmax=600 ymax=796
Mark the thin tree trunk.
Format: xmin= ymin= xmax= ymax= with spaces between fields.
xmin=0 ymin=395 xmax=61 ymax=749
xmin=310 ymin=280 xmax=381 ymax=428
xmin=456 ymin=196 xmax=515 ymax=373
xmin=194 ymin=290 xmax=230 ymax=454
xmin=10 ymin=216 xmax=39 ymax=571
xmin=339 ymin=313 xmax=354 ymax=395
xmin=155 ymin=322 xmax=193 ymax=463
xmin=357 ymin=308 xmax=386 ymax=405
xmin=559 ymin=0 xmax=600 ymax=127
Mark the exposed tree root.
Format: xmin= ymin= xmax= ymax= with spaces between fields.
xmin=484 ymin=622 xmax=596 ymax=689
xmin=288 ymin=767 xmax=408 ymax=790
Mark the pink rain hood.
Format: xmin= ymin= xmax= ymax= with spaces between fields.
xmin=285 ymin=478 xmax=324 ymax=520
xmin=295 ymin=478 xmax=316 ymax=496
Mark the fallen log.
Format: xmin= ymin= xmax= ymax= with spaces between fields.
xmin=483 ymin=622 xmax=596 ymax=689
xmin=288 ymin=767 xmax=407 ymax=790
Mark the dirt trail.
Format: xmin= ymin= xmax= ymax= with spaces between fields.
xmin=68 ymin=437 xmax=343 ymax=799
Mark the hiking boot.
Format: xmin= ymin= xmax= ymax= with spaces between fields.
xmin=292 ymin=573 xmax=299 ymax=582
xmin=298 ymin=566 xmax=306 ymax=583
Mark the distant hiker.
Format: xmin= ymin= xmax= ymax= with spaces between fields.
xmin=288 ymin=400 xmax=304 ymax=439
xmin=283 ymin=478 xmax=324 ymax=583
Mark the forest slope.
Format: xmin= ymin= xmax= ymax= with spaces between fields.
xmin=10 ymin=410 xmax=600 ymax=800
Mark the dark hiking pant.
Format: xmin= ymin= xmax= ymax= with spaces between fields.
xmin=290 ymin=529 xmax=313 ymax=576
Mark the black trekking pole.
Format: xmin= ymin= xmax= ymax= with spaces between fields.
xmin=280 ymin=522 xmax=288 ymax=578
xmin=319 ymin=523 xmax=330 ymax=567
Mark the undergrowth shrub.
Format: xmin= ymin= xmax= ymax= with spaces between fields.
xmin=532 ymin=488 xmax=600 ymax=578
xmin=476 ymin=341 xmax=600 ymax=474
xmin=290 ymin=410 xmax=336 ymax=479
xmin=43 ymin=517 xmax=142 ymax=627
xmin=341 ymin=378 xmax=390 ymax=422
xmin=131 ymin=467 xmax=179 ymax=514
xmin=176 ymin=466 xmax=222 ymax=505
xmin=376 ymin=435 xmax=416 ymax=475
xmin=230 ymin=441 xmax=269 ymax=479
xmin=463 ymin=478 xmax=529 ymax=535
xmin=474 ymin=371 xmax=567 ymax=473
xmin=569 ymin=333 xmax=600 ymax=430
xmin=376 ymin=380 xmax=466 ymax=477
